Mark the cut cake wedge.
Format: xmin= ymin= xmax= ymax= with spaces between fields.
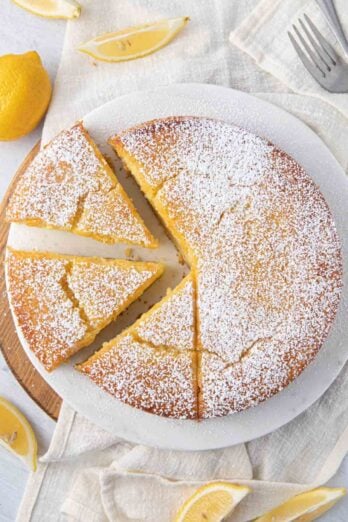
xmin=6 ymin=123 xmax=157 ymax=248
xmin=6 ymin=248 xmax=163 ymax=371
xmin=77 ymin=274 xmax=198 ymax=419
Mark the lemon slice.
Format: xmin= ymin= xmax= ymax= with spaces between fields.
xmin=0 ymin=397 xmax=38 ymax=471
xmin=12 ymin=0 xmax=81 ymax=19
xmin=174 ymin=482 xmax=251 ymax=522
xmin=255 ymin=487 xmax=347 ymax=522
xmin=78 ymin=17 xmax=190 ymax=62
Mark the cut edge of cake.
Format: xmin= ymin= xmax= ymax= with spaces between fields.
xmin=6 ymin=122 xmax=158 ymax=249
xmin=109 ymin=116 xmax=343 ymax=419
xmin=110 ymin=132 xmax=194 ymax=264
xmin=77 ymin=272 xmax=199 ymax=419
xmin=77 ymin=333 xmax=198 ymax=419
xmin=6 ymin=247 xmax=163 ymax=371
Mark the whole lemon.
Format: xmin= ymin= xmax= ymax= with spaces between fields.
xmin=0 ymin=51 xmax=52 ymax=140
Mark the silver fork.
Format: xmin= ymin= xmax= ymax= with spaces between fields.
xmin=288 ymin=14 xmax=348 ymax=92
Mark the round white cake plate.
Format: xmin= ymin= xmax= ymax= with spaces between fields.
xmin=7 ymin=84 xmax=348 ymax=451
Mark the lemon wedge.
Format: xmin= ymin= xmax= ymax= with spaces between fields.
xmin=255 ymin=487 xmax=347 ymax=522
xmin=78 ymin=17 xmax=190 ymax=63
xmin=0 ymin=51 xmax=51 ymax=141
xmin=0 ymin=397 xmax=38 ymax=472
xmin=12 ymin=0 xmax=81 ymax=19
xmin=174 ymin=482 xmax=251 ymax=522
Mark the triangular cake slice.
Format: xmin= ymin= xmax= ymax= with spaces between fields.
xmin=6 ymin=248 xmax=163 ymax=371
xmin=6 ymin=123 xmax=157 ymax=248
xmin=134 ymin=273 xmax=195 ymax=350
xmin=77 ymin=274 xmax=198 ymax=419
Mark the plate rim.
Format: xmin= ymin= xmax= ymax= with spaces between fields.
xmin=6 ymin=83 xmax=348 ymax=450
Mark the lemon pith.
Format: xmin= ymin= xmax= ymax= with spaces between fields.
xmin=174 ymin=482 xmax=250 ymax=522
xmin=78 ymin=17 xmax=190 ymax=62
xmin=0 ymin=397 xmax=38 ymax=471
xmin=255 ymin=487 xmax=347 ymax=522
xmin=12 ymin=0 xmax=81 ymax=19
xmin=0 ymin=51 xmax=51 ymax=141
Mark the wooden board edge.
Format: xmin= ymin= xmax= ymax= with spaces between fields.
xmin=0 ymin=142 xmax=61 ymax=421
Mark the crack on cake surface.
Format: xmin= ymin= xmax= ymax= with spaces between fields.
xmin=70 ymin=192 xmax=89 ymax=230
xmin=6 ymin=123 xmax=156 ymax=247
xmin=131 ymin=331 xmax=184 ymax=352
xmin=59 ymin=262 xmax=91 ymax=331
xmin=107 ymin=115 xmax=343 ymax=419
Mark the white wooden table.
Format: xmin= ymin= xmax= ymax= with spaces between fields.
xmin=0 ymin=5 xmax=63 ymax=521
xmin=0 ymin=2 xmax=347 ymax=520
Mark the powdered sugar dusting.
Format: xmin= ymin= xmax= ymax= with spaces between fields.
xmin=135 ymin=273 xmax=194 ymax=350
xmin=114 ymin=116 xmax=343 ymax=418
xmin=198 ymin=152 xmax=342 ymax=364
xmin=6 ymin=123 xmax=155 ymax=247
xmin=78 ymin=273 xmax=196 ymax=418
xmin=79 ymin=334 xmax=197 ymax=419
xmin=6 ymin=249 xmax=87 ymax=371
xmin=75 ymin=185 xmax=155 ymax=246
xmin=6 ymin=249 xmax=162 ymax=371
xmin=68 ymin=259 xmax=161 ymax=331
xmin=117 ymin=117 xmax=272 ymax=192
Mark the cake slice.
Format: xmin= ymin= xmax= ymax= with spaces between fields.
xmin=77 ymin=274 xmax=198 ymax=418
xmin=134 ymin=273 xmax=195 ymax=350
xmin=6 ymin=123 xmax=157 ymax=248
xmin=6 ymin=248 xmax=163 ymax=371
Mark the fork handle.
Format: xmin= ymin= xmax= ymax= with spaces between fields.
xmin=316 ymin=0 xmax=348 ymax=54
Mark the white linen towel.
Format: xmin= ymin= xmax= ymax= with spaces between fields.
xmin=16 ymin=1 xmax=348 ymax=520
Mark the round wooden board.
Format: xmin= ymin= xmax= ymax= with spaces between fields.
xmin=0 ymin=143 xmax=61 ymax=420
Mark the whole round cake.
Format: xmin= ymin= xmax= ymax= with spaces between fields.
xmin=107 ymin=116 xmax=343 ymax=418
xmin=6 ymin=117 xmax=343 ymax=420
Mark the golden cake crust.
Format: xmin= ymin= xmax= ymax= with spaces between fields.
xmin=6 ymin=123 xmax=157 ymax=248
xmin=7 ymin=116 xmax=342 ymax=420
xmin=110 ymin=116 xmax=343 ymax=418
xmin=78 ymin=335 xmax=197 ymax=419
xmin=6 ymin=248 xmax=163 ymax=371
xmin=77 ymin=275 xmax=197 ymax=419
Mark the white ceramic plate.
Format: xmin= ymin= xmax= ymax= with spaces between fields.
xmin=6 ymin=84 xmax=348 ymax=450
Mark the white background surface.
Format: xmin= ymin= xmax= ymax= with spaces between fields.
xmin=0 ymin=1 xmax=347 ymax=520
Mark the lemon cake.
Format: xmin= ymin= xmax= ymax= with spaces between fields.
xmin=6 ymin=123 xmax=157 ymax=247
xmin=77 ymin=274 xmax=197 ymax=418
xmin=6 ymin=248 xmax=163 ymax=371
xmin=107 ymin=116 xmax=342 ymax=418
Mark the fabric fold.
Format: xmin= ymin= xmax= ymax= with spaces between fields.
xmin=41 ymin=402 xmax=124 ymax=463
xmin=230 ymin=0 xmax=348 ymax=118
xmin=62 ymin=467 xmax=342 ymax=522
xmin=115 ymin=445 xmax=253 ymax=481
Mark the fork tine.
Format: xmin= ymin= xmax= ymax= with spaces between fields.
xmin=299 ymin=19 xmax=330 ymax=70
xmin=288 ymin=31 xmax=325 ymax=81
xmin=293 ymin=24 xmax=326 ymax=75
xmin=304 ymin=14 xmax=338 ymax=64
